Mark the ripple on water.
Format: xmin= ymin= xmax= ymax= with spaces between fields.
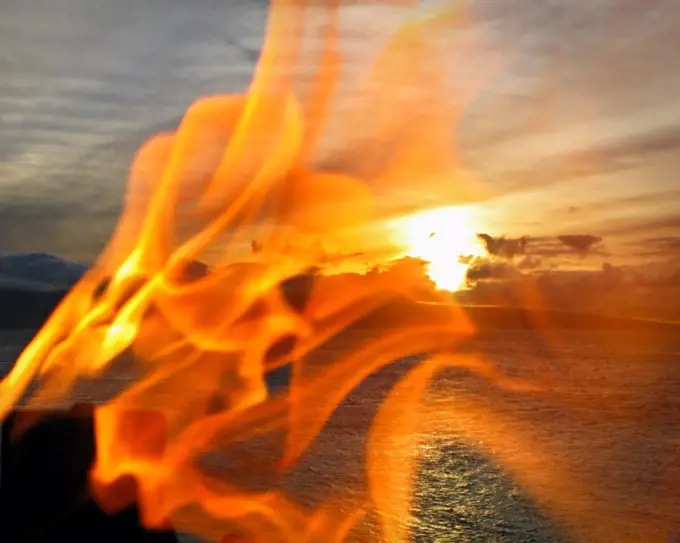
xmin=412 ymin=441 xmax=566 ymax=542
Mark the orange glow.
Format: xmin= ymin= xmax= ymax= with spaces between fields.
xmin=3 ymin=2 xmax=678 ymax=543
xmin=388 ymin=205 xmax=484 ymax=291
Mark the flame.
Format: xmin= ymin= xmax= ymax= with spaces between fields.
xmin=3 ymin=1 xmax=680 ymax=543
xmin=0 ymin=2 xmax=483 ymax=540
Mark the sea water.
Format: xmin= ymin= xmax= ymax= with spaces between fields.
xmin=2 ymin=329 xmax=679 ymax=542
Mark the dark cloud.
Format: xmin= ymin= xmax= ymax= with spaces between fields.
xmin=475 ymin=233 xmax=607 ymax=260
xmin=476 ymin=233 xmax=528 ymax=259
xmin=466 ymin=261 xmax=522 ymax=282
xmin=557 ymin=234 xmax=603 ymax=254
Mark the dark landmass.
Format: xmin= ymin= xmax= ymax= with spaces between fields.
xmin=2 ymin=285 xmax=679 ymax=334
xmin=0 ymin=287 xmax=68 ymax=329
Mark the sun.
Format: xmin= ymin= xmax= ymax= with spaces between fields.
xmin=389 ymin=205 xmax=484 ymax=292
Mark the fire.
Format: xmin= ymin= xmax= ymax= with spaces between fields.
xmin=389 ymin=205 xmax=484 ymax=291
xmin=3 ymin=1 xmax=678 ymax=543
xmin=0 ymin=2 xmax=487 ymax=540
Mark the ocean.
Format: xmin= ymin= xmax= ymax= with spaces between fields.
xmin=2 ymin=328 xmax=679 ymax=542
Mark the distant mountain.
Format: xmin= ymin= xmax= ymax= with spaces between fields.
xmin=0 ymin=253 xmax=86 ymax=290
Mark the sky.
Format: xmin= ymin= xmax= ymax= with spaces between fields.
xmin=1 ymin=0 xmax=680 ymax=313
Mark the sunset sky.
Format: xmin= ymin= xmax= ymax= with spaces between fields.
xmin=2 ymin=0 xmax=680 ymax=301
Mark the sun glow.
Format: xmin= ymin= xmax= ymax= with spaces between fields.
xmin=390 ymin=205 xmax=484 ymax=291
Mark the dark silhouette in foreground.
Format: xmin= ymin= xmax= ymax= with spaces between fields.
xmin=0 ymin=403 xmax=178 ymax=543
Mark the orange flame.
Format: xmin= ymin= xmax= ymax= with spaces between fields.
xmin=0 ymin=2 xmax=482 ymax=539
xmin=4 ymin=1 xmax=680 ymax=542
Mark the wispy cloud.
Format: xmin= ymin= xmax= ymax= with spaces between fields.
xmin=2 ymin=0 xmax=680 ymax=266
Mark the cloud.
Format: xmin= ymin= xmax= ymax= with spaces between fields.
xmin=517 ymin=255 xmax=542 ymax=270
xmin=630 ymin=236 xmax=680 ymax=259
xmin=652 ymin=237 xmax=680 ymax=251
xmin=466 ymin=261 xmax=522 ymax=282
xmin=603 ymin=211 xmax=680 ymax=241
xmin=556 ymin=234 xmax=603 ymax=254
xmin=476 ymin=233 xmax=528 ymax=259
xmin=0 ymin=113 xmax=185 ymax=259
xmin=0 ymin=201 xmax=116 ymax=260
xmin=461 ymin=258 xmax=680 ymax=322
xmin=475 ymin=233 xmax=607 ymax=261
xmin=457 ymin=260 xmax=680 ymax=319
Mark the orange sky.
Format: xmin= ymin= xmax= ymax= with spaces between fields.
xmin=1 ymin=0 xmax=679 ymax=289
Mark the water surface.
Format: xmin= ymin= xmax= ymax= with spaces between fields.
xmin=3 ymin=329 xmax=678 ymax=541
